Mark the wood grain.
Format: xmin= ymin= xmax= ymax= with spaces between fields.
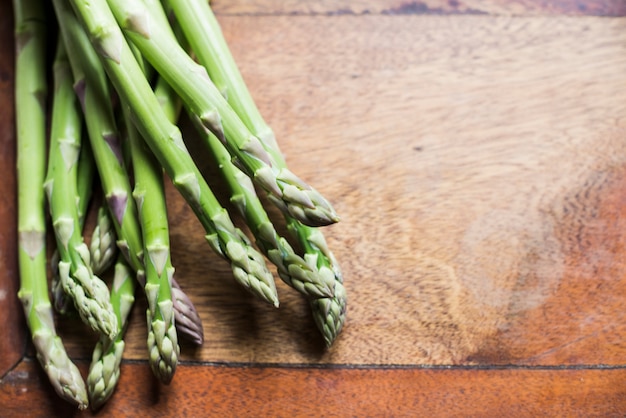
xmin=211 ymin=0 xmax=626 ymax=16
xmin=0 ymin=0 xmax=25 ymax=376
xmin=3 ymin=360 xmax=626 ymax=417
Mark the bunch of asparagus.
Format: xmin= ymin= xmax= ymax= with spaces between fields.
xmin=13 ymin=0 xmax=346 ymax=410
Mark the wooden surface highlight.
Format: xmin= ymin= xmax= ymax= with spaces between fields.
xmin=3 ymin=0 xmax=626 ymax=415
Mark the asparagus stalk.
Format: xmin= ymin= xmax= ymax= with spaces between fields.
xmin=106 ymin=0 xmax=339 ymax=228
xmin=53 ymin=0 xmax=205 ymax=343
xmin=141 ymin=17 xmax=328 ymax=298
xmin=44 ymin=40 xmax=118 ymax=339
xmin=87 ymin=256 xmax=136 ymax=410
xmin=13 ymin=0 xmax=88 ymax=407
xmin=175 ymin=1 xmax=347 ymax=345
xmin=126 ymin=103 xmax=179 ymax=384
xmin=53 ymin=0 xmax=142 ymax=274
xmin=150 ymin=76 xmax=207 ymax=347
xmin=51 ymin=139 xmax=99 ymax=314
xmin=76 ymin=138 xmax=97 ymax=224
xmin=68 ymin=0 xmax=279 ymax=307
xmin=75 ymin=111 xmax=118 ymax=277
xmin=127 ymin=28 xmax=204 ymax=348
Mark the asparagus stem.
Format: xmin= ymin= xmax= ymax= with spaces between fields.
xmin=53 ymin=0 xmax=204 ymax=343
xmin=108 ymin=0 xmax=338 ymax=228
xmin=126 ymin=103 xmax=179 ymax=384
xmin=176 ymin=1 xmax=347 ymax=345
xmin=128 ymin=32 xmax=204 ymax=347
xmin=151 ymin=79 xmax=205 ymax=345
xmin=68 ymin=0 xmax=279 ymax=307
xmin=53 ymin=0 xmax=143 ymax=273
xmin=76 ymin=138 xmax=97 ymax=224
xmin=51 ymin=139 xmax=97 ymax=315
xmin=87 ymin=256 xmax=136 ymax=410
xmin=44 ymin=39 xmax=118 ymax=339
xmin=14 ymin=0 xmax=88 ymax=407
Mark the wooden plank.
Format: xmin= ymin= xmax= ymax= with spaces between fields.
xmin=2 ymin=359 xmax=626 ymax=417
xmin=0 ymin=0 xmax=25 ymax=377
xmin=211 ymin=0 xmax=626 ymax=16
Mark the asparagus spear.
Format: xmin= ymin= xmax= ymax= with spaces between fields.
xmin=53 ymin=0 xmax=142 ymax=274
xmin=44 ymin=40 xmax=118 ymax=339
xmin=126 ymin=28 xmax=204 ymax=348
xmin=106 ymin=0 xmax=339 ymax=228
xmin=174 ymin=1 xmax=347 ymax=345
xmin=51 ymin=139 xmax=101 ymax=314
xmin=13 ymin=0 xmax=88 ymax=407
xmin=149 ymin=75 xmax=207 ymax=347
xmin=68 ymin=0 xmax=279 ymax=307
xmin=87 ymin=256 xmax=136 ymax=410
xmin=126 ymin=103 xmax=179 ymax=384
xmin=140 ymin=15 xmax=329 ymax=299
xmin=53 ymin=0 xmax=205 ymax=343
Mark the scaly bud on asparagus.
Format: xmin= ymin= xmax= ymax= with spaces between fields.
xmin=87 ymin=256 xmax=136 ymax=410
xmin=90 ymin=206 xmax=117 ymax=275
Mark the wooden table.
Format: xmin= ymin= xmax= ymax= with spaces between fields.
xmin=2 ymin=0 xmax=626 ymax=415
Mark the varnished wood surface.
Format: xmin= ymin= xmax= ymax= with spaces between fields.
xmin=3 ymin=0 xmax=626 ymax=415
xmin=210 ymin=0 xmax=626 ymax=17
xmin=3 ymin=360 xmax=626 ymax=417
xmin=0 ymin=0 xmax=24 ymax=378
